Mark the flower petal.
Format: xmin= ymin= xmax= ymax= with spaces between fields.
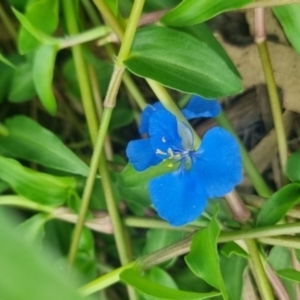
xmin=149 ymin=168 xmax=207 ymax=226
xmin=126 ymin=139 xmax=162 ymax=171
xmin=182 ymin=95 xmax=221 ymax=119
xmin=139 ymin=102 xmax=164 ymax=135
xmin=148 ymin=109 xmax=183 ymax=156
xmin=195 ymin=127 xmax=242 ymax=198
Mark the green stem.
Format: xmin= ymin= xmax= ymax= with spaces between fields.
xmin=245 ymin=239 xmax=275 ymax=300
xmin=62 ymin=0 xmax=98 ymax=140
xmin=122 ymin=71 xmax=147 ymax=110
xmin=124 ymin=216 xmax=203 ymax=232
xmin=93 ymin=0 xmax=124 ymax=40
xmin=255 ymin=8 xmax=288 ymax=177
xmin=79 ymin=262 xmax=135 ymax=296
xmin=216 ymin=111 xmax=272 ymax=198
xmin=100 ymin=159 xmax=133 ymax=264
xmin=0 ymin=195 xmax=54 ymax=213
xmin=246 ymin=0 xmax=300 ymax=8
xmin=81 ymin=0 xmax=102 ymax=26
xmin=63 ymin=0 xmax=99 ymax=268
xmin=0 ymin=3 xmax=17 ymax=41
xmin=259 ymin=236 xmax=300 ymax=250
xmin=80 ymin=221 xmax=300 ymax=295
xmin=59 ymin=26 xmax=111 ymax=49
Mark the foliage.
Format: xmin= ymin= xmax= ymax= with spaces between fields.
xmin=1 ymin=0 xmax=300 ymax=299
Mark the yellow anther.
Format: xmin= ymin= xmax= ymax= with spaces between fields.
xmin=167 ymin=163 xmax=173 ymax=168
xmin=167 ymin=148 xmax=174 ymax=158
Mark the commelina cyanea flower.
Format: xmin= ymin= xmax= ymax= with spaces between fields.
xmin=126 ymin=96 xmax=242 ymax=226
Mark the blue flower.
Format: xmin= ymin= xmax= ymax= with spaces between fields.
xmin=126 ymin=96 xmax=242 ymax=226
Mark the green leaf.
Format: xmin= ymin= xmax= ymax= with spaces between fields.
xmin=120 ymin=161 xmax=178 ymax=188
xmin=75 ymin=228 xmax=97 ymax=284
xmin=144 ymin=229 xmax=185 ymax=256
xmin=277 ymin=269 xmax=300 ymax=283
xmin=125 ymin=26 xmax=242 ymax=98
xmin=33 ymin=45 xmax=58 ymax=114
xmin=143 ymin=229 xmax=185 ymax=268
xmin=0 ymin=115 xmax=89 ymax=176
xmin=109 ymin=102 xmax=134 ymax=131
xmin=14 ymin=0 xmax=59 ymax=54
xmin=179 ymin=23 xmax=240 ymax=78
xmin=221 ymin=242 xmax=248 ymax=258
xmin=8 ymin=60 xmax=36 ymax=102
xmin=0 ymin=52 xmax=17 ymax=69
xmin=0 ymin=156 xmax=76 ymax=206
xmin=220 ymin=254 xmax=247 ymax=300
xmin=161 ymin=0 xmax=253 ymax=26
xmin=185 ymin=211 xmax=227 ymax=299
xmin=256 ymin=183 xmax=300 ymax=227
xmin=16 ymin=213 xmax=51 ymax=250
xmin=144 ymin=267 xmax=178 ymax=289
xmin=120 ymin=268 xmax=220 ymax=299
xmin=118 ymin=184 xmax=151 ymax=215
xmin=286 ymin=150 xmax=300 ymax=182
xmin=273 ymin=5 xmax=300 ymax=55
xmin=267 ymin=246 xmax=296 ymax=298
xmin=0 ymin=208 xmax=85 ymax=300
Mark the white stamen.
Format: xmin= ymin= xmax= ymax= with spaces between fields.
xmin=156 ymin=149 xmax=167 ymax=155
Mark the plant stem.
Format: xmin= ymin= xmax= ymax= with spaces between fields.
xmin=100 ymin=160 xmax=133 ymax=264
xmin=80 ymin=221 xmax=300 ymax=295
xmin=66 ymin=2 xmax=144 ymax=299
xmin=62 ymin=0 xmax=98 ymax=140
xmin=245 ymin=0 xmax=300 ymax=8
xmin=93 ymin=0 xmax=124 ymax=40
xmin=245 ymin=239 xmax=275 ymax=299
xmin=122 ymin=71 xmax=147 ymax=110
xmin=63 ymin=0 xmax=99 ymax=268
xmin=79 ymin=262 xmax=135 ymax=296
xmin=59 ymin=26 xmax=111 ymax=49
xmin=225 ymin=191 xmax=251 ymax=223
xmin=254 ymin=8 xmax=288 ymax=177
xmin=0 ymin=3 xmax=17 ymax=41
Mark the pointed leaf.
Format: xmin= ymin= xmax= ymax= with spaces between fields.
xmin=0 ymin=115 xmax=89 ymax=176
xmin=221 ymin=242 xmax=248 ymax=258
xmin=124 ymin=26 xmax=242 ymax=98
xmin=0 ymin=208 xmax=85 ymax=300
xmin=256 ymin=183 xmax=300 ymax=227
xmin=120 ymin=268 xmax=220 ymax=299
xmin=0 ymin=52 xmax=17 ymax=69
xmin=14 ymin=0 xmax=59 ymax=54
xmin=286 ymin=150 xmax=300 ymax=182
xmin=185 ymin=211 xmax=227 ymax=299
xmin=220 ymin=254 xmax=247 ymax=300
xmin=33 ymin=45 xmax=58 ymax=114
xmin=16 ymin=213 xmax=51 ymax=250
xmin=8 ymin=60 xmax=36 ymax=102
xmin=161 ymin=0 xmax=253 ymax=26
xmin=277 ymin=269 xmax=300 ymax=283
xmin=0 ymin=156 xmax=76 ymax=206
xmin=273 ymin=5 xmax=300 ymax=55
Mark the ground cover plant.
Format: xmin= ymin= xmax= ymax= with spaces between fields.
xmin=2 ymin=0 xmax=300 ymax=299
